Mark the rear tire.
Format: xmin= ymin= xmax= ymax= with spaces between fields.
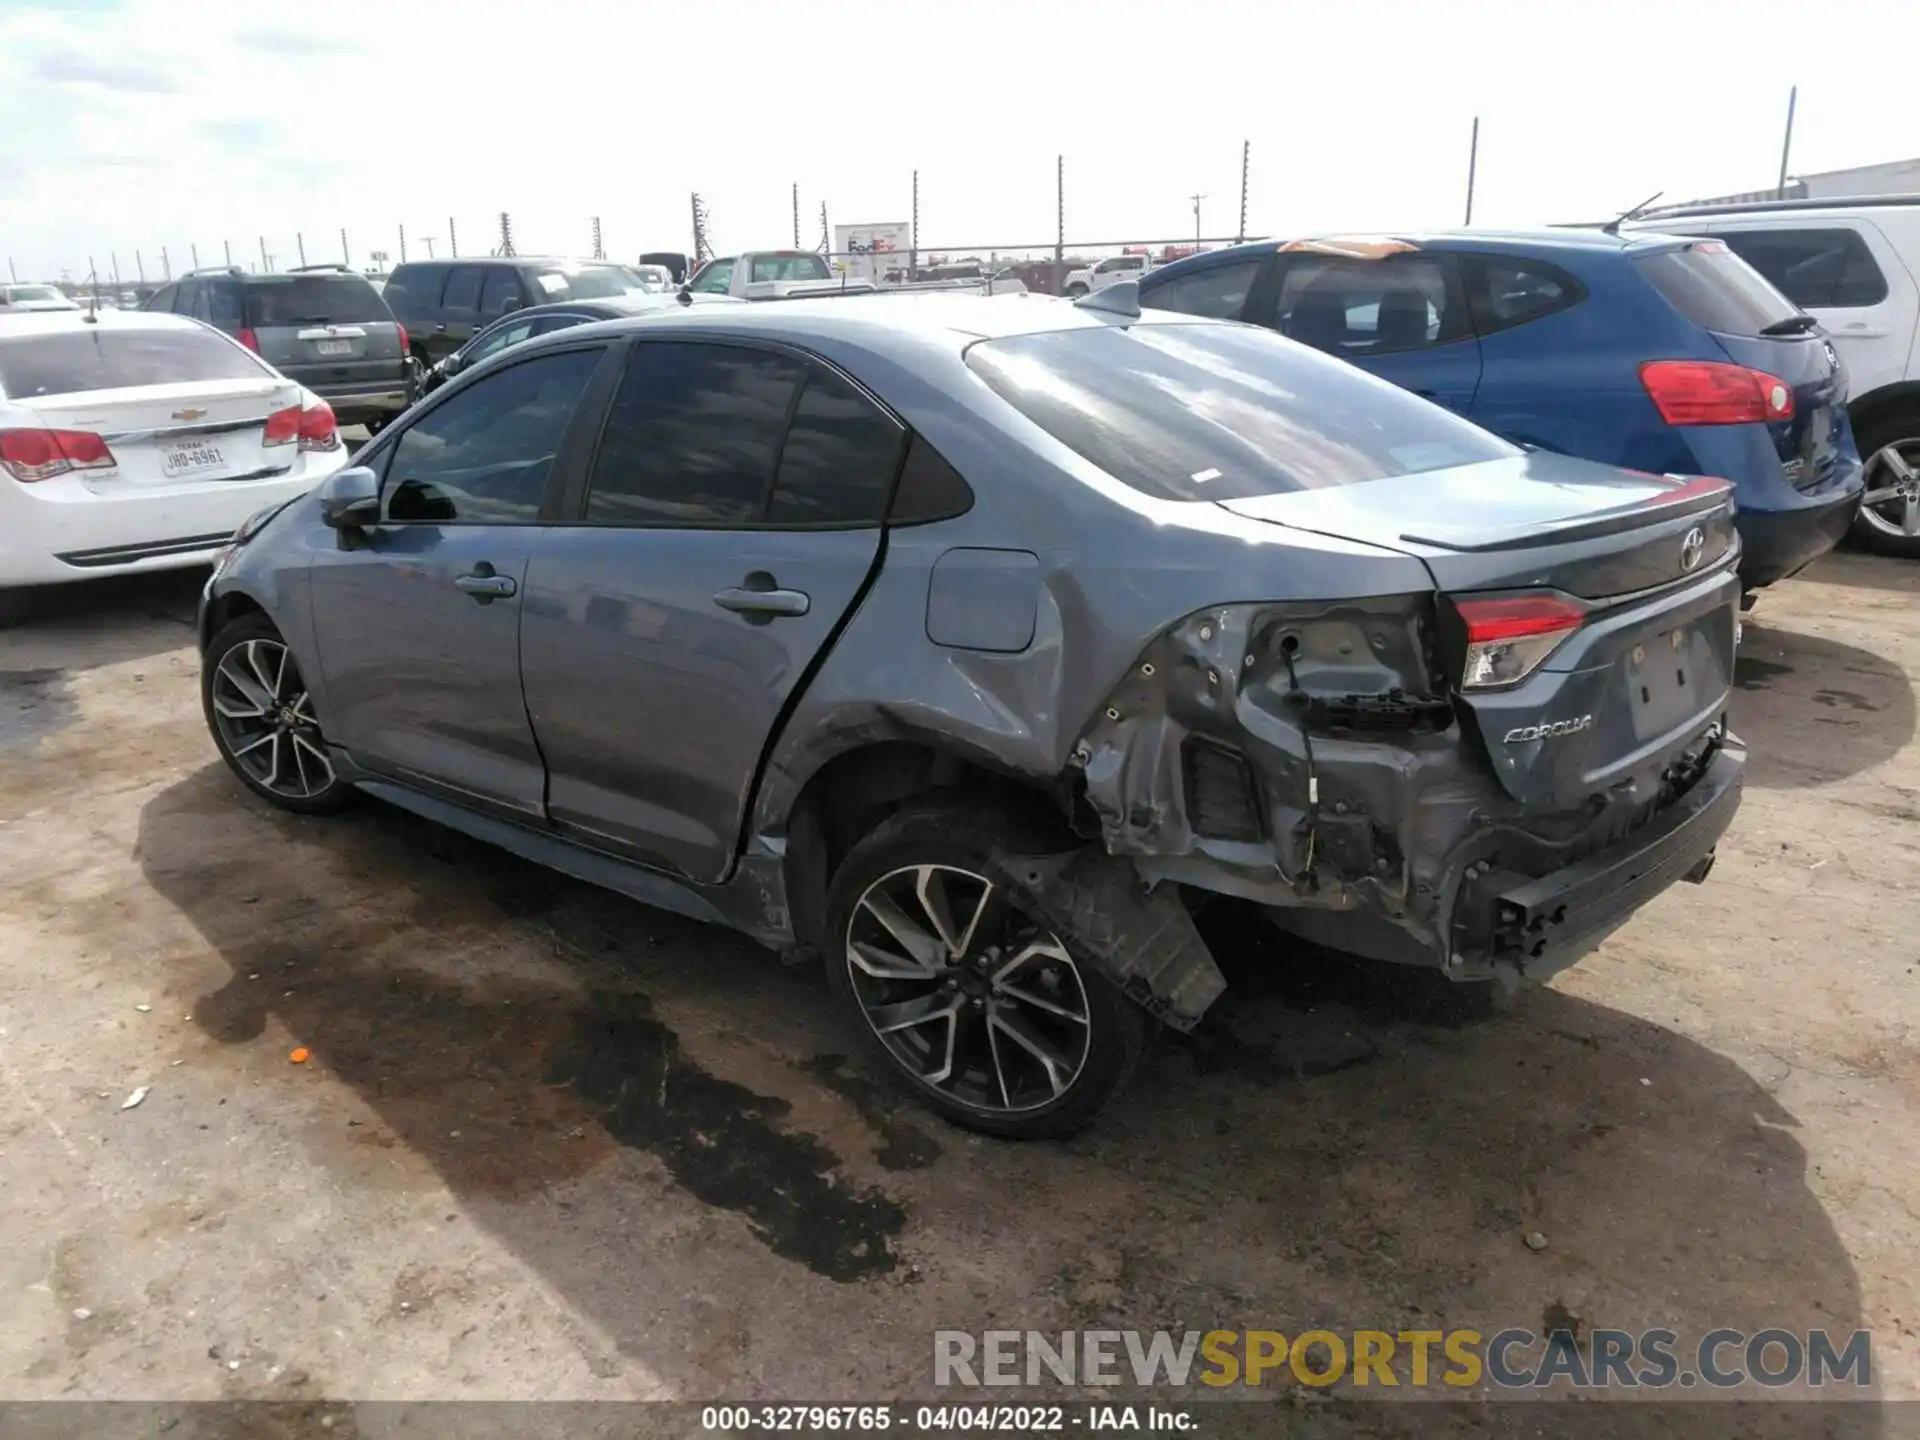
xmin=1849 ymin=412 xmax=1920 ymax=558
xmin=203 ymin=613 xmax=352 ymax=815
xmin=822 ymin=802 xmax=1151 ymax=1140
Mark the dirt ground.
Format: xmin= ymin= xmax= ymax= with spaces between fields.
xmin=0 ymin=552 xmax=1916 ymax=1423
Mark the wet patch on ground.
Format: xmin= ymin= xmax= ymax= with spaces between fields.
xmin=799 ymin=1054 xmax=944 ymax=1172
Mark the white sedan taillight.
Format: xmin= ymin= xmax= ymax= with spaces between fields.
xmin=1456 ymin=594 xmax=1586 ymax=691
xmin=263 ymin=402 xmax=339 ymax=453
xmin=0 ymin=427 xmax=118 ymax=483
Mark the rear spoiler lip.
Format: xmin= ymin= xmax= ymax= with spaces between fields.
xmin=1401 ymin=476 xmax=1735 ymax=554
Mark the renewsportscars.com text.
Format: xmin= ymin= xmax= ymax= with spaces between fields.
xmin=933 ymin=1328 xmax=1873 ymax=1391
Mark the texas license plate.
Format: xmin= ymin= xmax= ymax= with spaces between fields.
xmin=316 ymin=339 xmax=353 ymax=356
xmin=161 ymin=441 xmax=227 ymax=478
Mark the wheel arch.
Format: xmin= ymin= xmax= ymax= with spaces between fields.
xmin=1847 ymin=379 xmax=1920 ymax=445
xmin=199 ymin=585 xmax=267 ymax=651
xmin=775 ymin=736 xmax=1082 ymax=954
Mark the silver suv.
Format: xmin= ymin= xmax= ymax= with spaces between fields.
xmin=144 ymin=266 xmax=412 ymax=433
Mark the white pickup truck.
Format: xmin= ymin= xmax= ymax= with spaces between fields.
xmin=687 ymin=249 xmax=1026 ymax=301
xmin=1063 ymin=253 xmax=1153 ymax=297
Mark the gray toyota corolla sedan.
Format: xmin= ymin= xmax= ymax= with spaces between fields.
xmin=197 ymin=286 xmax=1745 ymax=1138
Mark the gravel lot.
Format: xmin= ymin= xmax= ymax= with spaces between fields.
xmin=0 ymin=553 xmax=1915 ymax=1420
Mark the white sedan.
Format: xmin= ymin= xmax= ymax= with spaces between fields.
xmin=0 ymin=283 xmax=79 ymax=312
xmin=0 ymin=309 xmax=350 ymax=596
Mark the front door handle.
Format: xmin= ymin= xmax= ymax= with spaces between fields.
xmin=455 ymin=564 xmax=517 ymax=603
xmin=714 ymin=580 xmax=810 ymax=618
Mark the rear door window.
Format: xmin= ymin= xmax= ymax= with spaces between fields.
xmin=583 ymin=341 xmax=803 ymax=525
xmin=439 ymin=266 xmax=484 ymax=321
xmin=246 ymin=276 xmax=392 ymax=327
xmin=1635 ymin=241 xmax=1801 ymax=334
xmin=1140 ymin=260 xmax=1262 ymax=319
xmin=765 ymin=366 xmax=906 ymax=525
xmin=384 ymin=347 xmax=601 ymax=524
xmin=206 ymin=281 xmax=245 ymax=331
xmin=479 ymin=267 xmax=528 ymax=320
xmin=381 ymin=264 xmax=446 ymax=317
xmin=1709 ymin=227 xmax=1890 ymax=309
xmin=965 ymin=323 xmax=1515 ymax=502
xmin=0 ymin=326 xmax=268 ymax=398
xmin=1265 ymin=255 xmax=1464 ymax=356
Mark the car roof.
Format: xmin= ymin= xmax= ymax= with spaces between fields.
xmin=394 ymin=255 xmax=621 ymax=269
xmin=1631 ymin=193 xmax=1920 ymax=222
xmin=0 ymin=307 xmax=204 ymax=338
xmin=1144 ymin=228 xmax=1687 ymax=282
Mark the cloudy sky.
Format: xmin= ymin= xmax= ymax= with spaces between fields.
xmin=2 ymin=0 xmax=1916 ymax=282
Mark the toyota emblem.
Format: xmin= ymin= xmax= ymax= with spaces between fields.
xmin=1680 ymin=526 xmax=1706 ymax=571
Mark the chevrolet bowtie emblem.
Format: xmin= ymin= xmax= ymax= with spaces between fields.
xmin=172 ymin=407 xmax=207 ymax=421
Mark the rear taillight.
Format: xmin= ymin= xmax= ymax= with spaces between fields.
xmin=298 ymin=402 xmax=339 ymax=452
xmin=396 ymin=323 xmax=409 ymax=358
xmin=1456 ymin=594 xmax=1587 ymax=691
xmin=0 ymin=427 xmax=117 ymax=483
xmin=236 ymin=327 xmax=260 ymax=353
xmin=1640 ymin=360 xmax=1793 ymax=426
xmin=263 ymin=404 xmax=303 ymax=446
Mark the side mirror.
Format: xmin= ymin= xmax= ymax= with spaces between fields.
xmin=318 ymin=465 xmax=381 ymax=530
xmin=442 ymin=353 xmax=465 ymax=377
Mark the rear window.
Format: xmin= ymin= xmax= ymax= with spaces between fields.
xmin=964 ymin=323 xmax=1516 ymax=502
xmin=749 ymin=253 xmax=832 ymax=284
xmin=246 ymin=275 xmax=392 ymax=327
xmin=0 ymin=327 xmax=267 ymax=398
xmin=4 ymin=285 xmax=65 ymax=304
xmin=1636 ymin=241 xmax=1800 ymax=335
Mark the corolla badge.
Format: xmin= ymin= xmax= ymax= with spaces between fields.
xmin=1503 ymin=715 xmax=1594 ymax=744
xmin=1680 ymin=526 xmax=1706 ymax=571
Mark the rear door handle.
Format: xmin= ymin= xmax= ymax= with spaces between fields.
xmin=714 ymin=585 xmax=809 ymax=618
xmin=455 ymin=566 xmax=516 ymax=602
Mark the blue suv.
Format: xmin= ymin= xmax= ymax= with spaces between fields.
xmin=1137 ymin=230 xmax=1865 ymax=590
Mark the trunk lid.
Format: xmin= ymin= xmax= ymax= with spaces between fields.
xmin=23 ymin=377 xmax=302 ymax=492
xmin=1220 ymin=451 xmax=1741 ymax=809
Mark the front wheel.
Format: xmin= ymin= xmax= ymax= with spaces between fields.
xmin=1851 ymin=418 xmax=1920 ymax=558
xmin=203 ymin=613 xmax=352 ymax=814
xmin=822 ymin=804 xmax=1151 ymax=1139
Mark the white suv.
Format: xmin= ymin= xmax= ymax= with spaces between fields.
xmin=1628 ymin=197 xmax=1920 ymax=556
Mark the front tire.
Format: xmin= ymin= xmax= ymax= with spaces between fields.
xmin=203 ymin=613 xmax=352 ymax=814
xmin=822 ymin=803 xmax=1150 ymax=1139
xmin=1850 ymin=414 xmax=1920 ymax=558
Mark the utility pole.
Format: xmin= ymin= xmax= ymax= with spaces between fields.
xmin=258 ymin=236 xmax=270 ymax=272
xmin=498 ymin=212 xmax=515 ymax=258
xmin=1055 ymin=154 xmax=1065 ymax=277
xmin=1189 ymin=193 xmax=1204 ymax=244
xmin=341 ymin=228 xmax=350 ymax=267
xmin=911 ymin=168 xmax=919 ymax=279
xmin=1777 ymin=85 xmax=1798 ymax=197
xmin=691 ymin=192 xmax=712 ymax=264
xmin=1237 ymin=140 xmax=1249 ymax=244
xmin=296 ymin=232 xmax=306 ymax=267
xmin=6 ymin=257 xmax=15 ymax=283
xmin=111 ymin=252 xmax=121 ymax=284
xmin=792 ymin=183 xmax=800 ymax=249
xmin=223 ymin=239 xmax=232 ymax=267
xmin=192 ymin=244 xmax=201 ymax=270
xmin=422 ymin=237 xmax=437 ymax=258
xmin=135 ymin=250 xmax=145 ymax=283
xmin=161 ymin=246 xmax=171 ymax=280
xmin=592 ymin=215 xmax=604 ymax=260
xmin=1464 ymin=115 xmax=1480 ymax=225
xmin=819 ymin=201 xmax=829 ymax=254
xmin=398 ymin=223 xmax=407 ymax=263
xmin=448 ymin=216 xmax=458 ymax=258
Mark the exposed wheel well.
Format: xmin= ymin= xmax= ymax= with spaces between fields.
xmin=203 ymin=590 xmax=267 ymax=642
xmin=781 ymin=742 xmax=1076 ymax=953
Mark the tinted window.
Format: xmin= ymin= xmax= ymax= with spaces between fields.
xmin=147 ymin=283 xmax=179 ymax=312
xmin=440 ymin=266 xmax=484 ymax=316
xmin=585 ymin=342 xmax=803 ymax=525
xmin=3 ymin=284 xmax=65 ymax=303
xmin=0 ymin=327 xmax=267 ymax=398
xmin=1465 ymin=256 xmax=1586 ymax=332
xmin=531 ymin=313 xmax=593 ymax=337
xmin=180 ymin=280 xmax=210 ymax=323
xmin=1141 ymin=260 xmax=1261 ymax=319
xmin=381 ymin=264 xmax=446 ymax=315
xmin=1269 ymin=255 xmax=1459 ymax=356
xmin=965 ymin=324 xmax=1516 ymax=502
xmin=385 ymin=348 xmax=600 ymax=524
xmin=689 ymin=259 xmax=735 ymax=294
xmin=1636 ymin=241 xmax=1799 ymax=335
xmin=478 ymin=267 xmax=527 ymax=320
xmin=247 ymin=275 xmax=392 ymax=327
xmin=1712 ymin=228 xmax=1889 ymax=309
xmin=749 ymin=253 xmax=831 ymax=284
xmin=887 ymin=434 xmax=974 ymax=524
xmin=468 ymin=318 xmax=537 ymax=361
xmin=766 ymin=367 xmax=906 ymax=525
xmin=206 ymin=281 xmax=245 ymax=331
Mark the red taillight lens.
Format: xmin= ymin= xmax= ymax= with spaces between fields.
xmin=298 ymin=402 xmax=339 ymax=452
xmin=396 ymin=323 xmax=409 ymax=358
xmin=0 ymin=427 xmax=117 ymax=483
xmin=236 ymin=327 xmax=260 ymax=353
xmin=1640 ymin=360 xmax=1794 ymax=427
xmin=1455 ymin=594 xmax=1586 ymax=691
xmin=263 ymin=404 xmax=303 ymax=446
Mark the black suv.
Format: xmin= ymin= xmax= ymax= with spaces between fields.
xmin=379 ymin=257 xmax=657 ymax=369
xmin=144 ymin=266 xmax=412 ymax=432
